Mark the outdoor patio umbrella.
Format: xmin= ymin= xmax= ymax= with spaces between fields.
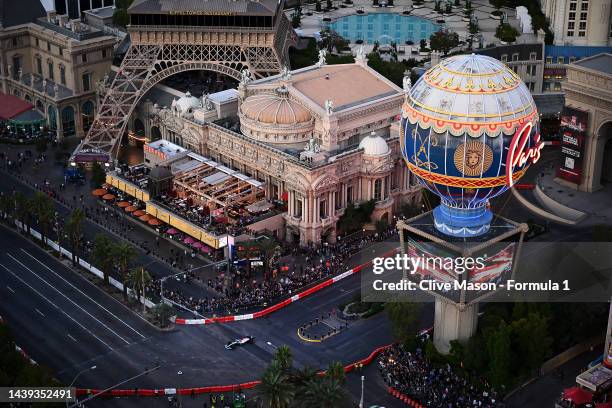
xmin=92 ymin=188 xmax=107 ymax=197
xmin=124 ymin=206 xmax=137 ymax=213
xmin=183 ymin=237 xmax=195 ymax=244
xmin=166 ymin=228 xmax=179 ymax=235
xmin=148 ymin=218 xmax=163 ymax=226
xmin=102 ymin=194 xmax=115 ymax=200
xmin=139 ymin=214 xmax=151 ymax=222
xmin=191 ymin=242 xmax=204 ymax=249
xmin=102 ymin=183 xmax=112 ymax=189
xmin=117 ymin=201 xmax=130 ymax=208
xmin=132 ymin=210 xmax=145 ymax=217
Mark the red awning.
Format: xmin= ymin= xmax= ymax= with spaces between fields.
xmin=0 ymin=92 xmax=33 ymax=120
xmin=596 ymin=403 xmax=612 ymax=408
xmin=562 ymin=387 xmax=593 ymax=405
xmin=281 ymin=191 xmax=288 ymax=201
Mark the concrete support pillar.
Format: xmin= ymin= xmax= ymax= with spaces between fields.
xmin=433 ymin=299 xmax=479 ymax=354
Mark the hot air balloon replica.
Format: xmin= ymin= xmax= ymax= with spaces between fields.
xmin=396 ymin=54 xmax=543 ymax=353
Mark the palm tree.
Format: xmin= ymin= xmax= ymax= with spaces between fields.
xmin=325 ymin=361 xmax=346 ymax=385
xmin=291 ymin=365 xmax=319 ymax=401
xmin=126 ymin=266 xmax=152 ymax=307
xmin=14 ymin=191 xmax=31 ymax=234
xmin=65 ymin=208 xmax=85 ymax=266
xmin=113 ymin=242 xmax=137 ymax=299
xmin=91 ymin=234 xmax=115 ymax=286
xmin=31 ymin=192 xmax=55 ymax=247
xmin=255 ymin=361 xmax=295 ymax=408
xmin=257 ymin=237 xmax=281 ymax=276
xmin=273 ymin=345 xmax=293 ymax=373
xmin=0 ymin=192 xmax=15 ymax=221
xmin=298 ymin=377 xmax=347 ymax=408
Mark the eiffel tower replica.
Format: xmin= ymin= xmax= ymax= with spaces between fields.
xmin=72 ymin=0 xmax=296 ymax=164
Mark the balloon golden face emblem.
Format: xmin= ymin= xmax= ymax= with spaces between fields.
xmin=454 ymin=141 xmax=494 ymax=177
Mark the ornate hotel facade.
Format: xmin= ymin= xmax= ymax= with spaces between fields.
xmin=131 ymin=57 xmax=421 ymax=246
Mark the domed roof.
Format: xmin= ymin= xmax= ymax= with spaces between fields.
xmin=359 ymin=132 xmax=389 ymax=156
xmin=403 ymin=54 xmax=537 ymax=137
xmin=240 ymin=88 xmax=312 ymax=125
xmin=174 ymin=91 xmax=202 ymax=115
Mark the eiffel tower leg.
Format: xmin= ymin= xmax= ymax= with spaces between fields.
xmin=73 ymin=44 xmax=162 ymax=163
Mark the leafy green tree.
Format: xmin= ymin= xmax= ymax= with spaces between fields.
xmin=273 ymin=345 xmax=293 ymax=373
xmin=113 ymin=242 xmax=137 ymax=299
xmin=90 ymin=162 xmax=106 ymax=187
xmin=298 ymin=377 xmax=347 ymax=408
xmin=318 ymin=28 xmax=349 ymax=53
xmin=255 ymin=361 xmax=295 ymax=408
xmin=315 ymin=0 xmax=322 ymax=12
xmin=126 ymin=266 xmax=152 ymax=306
xmin=65 ymin=208 xmax=85 ymax=266
xmin=496 ymin=23 xmax=520 ymax=42
xmin=290 ymin=365 xmax=318 ymax=388
xmin=375 ymin=217 xmax=389 ymax=234
xmin=92 ymin=234 xmax=114 ymax=286
xmin=385 ymin=302 xmax=422 ymax=349
xmin=325 ymin=361 xmax=346 ymax=384
xmin=257 ymin=237 xmax=282 ymax=275
xmin=489 ymin=0 xmax=504 ymax=11
xmin=31 ymin=192 xmax=54 ymax=247
xmin=151 ymin=303 xmax=175 ymax=328
xmin=337 ymin=199 xmax=376 ymax=235
xmin=0 ymin=192 xmax=15 ymax=221
xmin=14 ymin=191 xmax=32 ymax=234
xmin=429 ymin=30 xmax=460 ymax=55
xmin=510 ymin=312 xmax=553 ymax=375
xmin=291 ymin=7 xmax=302 ymax=28
xmin=485 ymin=321 xmax=512 ymax=387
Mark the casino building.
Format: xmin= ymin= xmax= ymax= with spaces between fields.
xmin=111 ymin=56 xmax=422 ymax=247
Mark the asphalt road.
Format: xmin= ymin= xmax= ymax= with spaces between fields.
xmin=0 ymin=225 xmax=416 ymax=407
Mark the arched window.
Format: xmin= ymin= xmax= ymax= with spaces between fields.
xmin=374 ymin=179 xmax=382 ymax=201
xmin=36 ymin=100 xmax=44 ymax=112
xmin=82 ymin=100 xmax=95 ymax=132
xmin=150 ymin=126 xmax=162 ymax=142
xmin=61 ymin=106 xmax=75 ymax=137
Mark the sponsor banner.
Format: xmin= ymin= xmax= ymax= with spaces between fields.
xmin=558 ymin=107 xmax=588 ymax=184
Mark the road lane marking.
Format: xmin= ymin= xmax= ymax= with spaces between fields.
xmin=7 ymin=253 xmax=131 ymax=345
xmin=35 ymin=308 xmax=45 ymax=317
xmin=20 ymin=249 xmax=147 ymax=339
xmin=67 ymin=334 xmax=77 ymax=342
xmin=6 ymin=286 xmax=15 ymax=293
xmin=0 ymin=263 xmax=114 ymax=351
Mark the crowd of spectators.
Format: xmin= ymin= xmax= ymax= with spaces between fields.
xmin=378 ymin=345 xmax=502 ymax=408
xmin=159 ymin=227 xmax=397 ymax=315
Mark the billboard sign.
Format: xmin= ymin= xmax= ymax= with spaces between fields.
xmin=558 ymin=107 xmax=588 ymax=184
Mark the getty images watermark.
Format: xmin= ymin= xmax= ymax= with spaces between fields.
xmin=370 ymin=253 xmax=570 ymax=293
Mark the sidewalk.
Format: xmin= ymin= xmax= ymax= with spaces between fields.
xmin=538 ymin=171 xmax=612 ymax=226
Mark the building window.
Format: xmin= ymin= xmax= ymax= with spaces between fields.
xmin=319 ymin=199 xmax=327 ymax=219
xmin=501 ymin=54 xmax=508 ymax=62
xmin=12 ymin=37 xmax=17 ymax=46
xmin=374 ymin=179 xmax=382 ymax=201
xmin=579 ymin=21 xmax=586 ymax=30
xmin=543 ymin=82 xmax=551 ymax=91
xmin=546 ymin=56 xmax=553 ymax=64
xmin=82 ymin=72 xmax=91 ymax=91
xmin=578 ymin=31 xmax=586 ymax=37
xmin=567 ymin=30 xmax=574 ymax=36
xmin=557 ymin=56 xmax=565 ymax=64
xmin=102 ymin=49 xmax=107 ymax=59
xmin=569 ymin=2 xmax=577 ymax=10
xmin=529 ymin=52 xmax=537 ymax=61
xmin=581 ymin=3 xmax=588 ymax=10
xmin=60 ymin=66 xmax=66 ymax=85
xmin=568 ymin=21 xmax=575 ymax=30
xmin=334 ymin=190 xmax=341 ymax=210
xmin=47 ymin=42 xmax=51 ymax=51
xmin=526 ymin=82 xmax=535 ymax=91
xmin=82 ymin=53 xmax=87 ymax=63
xmin=512 ymin=53 xmax=519 ymax=61
xmin=347 ymin=186 xmax=353 ymax=204
xmin=58 ymin=47 xmax=63 ymax=56
xmin=35 ymin=38 xmax=39 ymax=47
xmin=527 ymin=65 xmax=536 ymax=76
xmin=48 ymin=61 xmax=54 ymax=81
xmin=36 ymin=57 xmax=42 ymax=75
xmin=580 ymin=12 xmax=587 ymax=20
xmin=569 ymin=12 xmax=576 ymax=20
xmin=569 ymin=56 xmax=576 ymax=63
xmin=512 ymin=65 xmax=519 ymax=74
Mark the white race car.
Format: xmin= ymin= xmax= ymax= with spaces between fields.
xmin=225 ymin=336 xmax=254 ymax=350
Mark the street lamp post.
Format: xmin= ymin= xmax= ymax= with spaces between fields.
xmin=359 ymin=375 xmax=364 ymax=408
xmin=67 ymin=365 xmax=96 ymax=407
xmin=177 ymin=370 xmax=183 ymax=408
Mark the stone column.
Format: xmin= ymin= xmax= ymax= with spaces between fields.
xmin=433 ymin=299 xmax=479 ymax=354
